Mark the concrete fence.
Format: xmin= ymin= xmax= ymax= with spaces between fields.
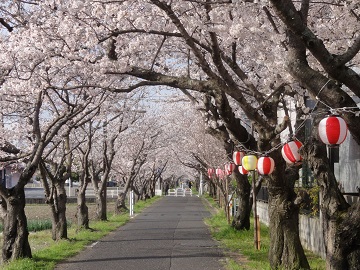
xmin=83 ymin=187 xmax=123 ymax=198
xmin=257 ymin=201 xmax=326 ymax=259
xmin=167 ymin=188 xmax=192 ymax=197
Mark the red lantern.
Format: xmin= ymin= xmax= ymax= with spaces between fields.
xmin=281 ymin=140 xmax=303 ymax=164
xmin=238 ymin=166 xmax=248 ymax=175
xmin=215 ymin=168 xmax=224 ymax=179
xmin=207 ymin=168 xmax=215 ymax=178
xmin=318 ymin=115 xmax=348 ymax=146
xmin=257 ymin=156 xmax=275 ymax=175
xmin=233 ymin=151 xmax=245 ymax=165
xmin=225 ymin=163 xmax=236 ymax=175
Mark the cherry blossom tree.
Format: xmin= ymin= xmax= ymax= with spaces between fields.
xmin=0 ymin=86 xmax=95 ymax=261
xmin=266 ymin=2 xmax=360 ymax=269
xmin=113 ymin=114 xmax=164 ymax=211
xmin=91 ymin=97 xmax=143 ymax=220
xmin=37 ymin=90 xmax=109 ymax=238
xmin=1 ymin=1 xmax=359 ymax=269
xmin=78 ymin=1 xmax=306 ymax=267
xmin=23 ymin=1 xmax=308 ymax=268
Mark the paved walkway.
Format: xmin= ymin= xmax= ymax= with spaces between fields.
xmin=56 ymin=196 xmax=225 ymax=270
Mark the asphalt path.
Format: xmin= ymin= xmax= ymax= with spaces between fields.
xmin=55 ymin=196 xmax=225 ymax=270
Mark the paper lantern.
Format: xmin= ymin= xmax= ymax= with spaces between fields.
xmin=242 ymin=155 xmax=258 ymax=171
xmin=238 ymin=166 xmax=248 ymax=175
xmin=224 ymin=164 xmax=230 ymax=176
xmin=216 ymin=168 xmax=225 ymax=179
xmin=233 ymin=151 xmax=245 ymax=165
xmin=281 ymin=140 xmax=303 ymax=164
xmin=318 ymin=115 xmax=348 ymax=146
xmin=257 ymin=156 xmax=275 ymax=175
xmin=207 ymin=168 xmax=215 ymax=178
xmin=225 ymin=163 xmax=236 ymax=175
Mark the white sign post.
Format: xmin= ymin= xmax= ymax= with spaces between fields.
xmin=68 ymin=178 xmax=71 ymax=197
xmin=129 ymin=191 xmax=134 ymax=217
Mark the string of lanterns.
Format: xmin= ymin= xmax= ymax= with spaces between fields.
xmin=207 ymin=114 xmax=349 ymax=178
xmin=207 ymin=81 xmax=355 ymax=178
xmin=206 ymin=82 xmax=354 ymax=251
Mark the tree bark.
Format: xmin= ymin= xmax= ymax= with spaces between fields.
xmin=304 ymin=138 xmax=360 ymax=270
xmin=76 ymin=188 xmax=89 ymax=229
xmin=232 ymin=171 xmax=251 ymax=230
xmin=115 ymin=192 xmax=128 ymax=214
xmin=39 ymin=161 xmax=69 ymax=240
xmin=267 ymin=156 xmax=310 ymax=269
xmin=49 ymin=184 xmax=68 ymax=240
xmin=0 ymin=187 xmax=32 ymax=263
xmin=95 ymin=188 xmax=107 ymax=221
xmin=282 ymin=11 xmax=360 ymax=268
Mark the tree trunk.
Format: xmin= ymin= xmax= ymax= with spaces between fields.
xmin=304 ymin=138 xmax=360 ymax=269
xmin=284 ymin=17 xmax=360 ymax=267
xmin=268 ymin=154 xmax=310 ymax=269
xmin=96 ymin=189 xmax=107 ymax=221
xmin=115 ymin=192 xmax=128 ymax=214
xmin=49 ymin=184 xmax=68 ymax=240
xmin=232 ymin=172 xmax=251 ymax=230
xmin=76 ymin=188 xmax=89 ymax=229
xmin=268 ymin=187 xmax=309 ymax=269
xmin=149 ymin=179 xmax=155 ymax=197
xmin=1 ymin=188 xmax=32 ymax=263
xmin=209 ymin=180 xmax=216 ymax=198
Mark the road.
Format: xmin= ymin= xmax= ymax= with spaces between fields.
xmin=55 ymin=196 xmax=225 ymax=270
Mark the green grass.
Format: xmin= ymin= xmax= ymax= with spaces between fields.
xmin=205 ymin=199 xmax=326 ymax=270
xmin=0 ymin=219 xmax=59 ymax=233
xmin=0 ymin=196 xmax=161 ymax=270
xmin=27 ymin=219 xmax=53 ymax=232
xmin=204 ymin=193 xmax=220 ymax=209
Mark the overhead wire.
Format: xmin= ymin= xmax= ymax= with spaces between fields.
xmin=223 ymin=79 xmax=360 ymax=161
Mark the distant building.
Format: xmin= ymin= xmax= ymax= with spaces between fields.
xmin=0 ymin=163 xmax=24 ymax=188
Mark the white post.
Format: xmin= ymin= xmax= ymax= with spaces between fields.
xmin=130 ymin=190 xmax=134 ymax=217
xmin=199 ymin=172 xmax=203 ymax=196
xmin=68 ymin=178 xmax=71 ymax=197
xmin=233 ymin=198 xmax=237 ymax=216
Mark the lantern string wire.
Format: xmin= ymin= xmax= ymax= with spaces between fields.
xmin=215 ymin=80 xmax=360 ymax=169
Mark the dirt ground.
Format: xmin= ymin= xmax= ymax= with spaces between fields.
xmin=25 ymin=202 xmax=117 ymax=224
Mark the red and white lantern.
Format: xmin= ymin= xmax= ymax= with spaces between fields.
xmin=207 ymin=168 xmax=215 ymax=178
xmin=257 ymin=156 xmax=275 ymax=175
xmin=318 ymin=115 xmax=348 ymax=146
xmin=225 ymin=166 xmax=231 ymax=176
xmin=281 ymin=140 xmax=303 ymax=164
xmin=225 ymin=163 xmax=236 ymax=175
xmin=233 ymin=151 xmax=245 ymax=165
xmin=215 ymin=168 xmax=224 ymax=179
xmin=238 ymin=166 xmax=248 ymax=175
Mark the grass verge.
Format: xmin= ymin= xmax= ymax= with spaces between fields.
xmin=204 ymin=197 xmax=325 ymax=270
xmin=0 ymin=196 xmax=161 ymax=270
xmin=0 ymin=220 xmax=57 ymax=233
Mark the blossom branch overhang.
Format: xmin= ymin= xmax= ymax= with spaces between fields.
xmin=0 ymin=18 xmax=13 ymax=32
xmin=270 ymin=0 xmax=360 ymax=97
xmin=104 ymin=24 xmax=264 ymax=103
xmin=112 ymin=67 xmax=219 ymax=93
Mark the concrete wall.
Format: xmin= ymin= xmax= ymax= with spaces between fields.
xmin=338 ymin=133 xmax=360 ymax=193
xmin=257 ymin=201 xmax=326 ymax=259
